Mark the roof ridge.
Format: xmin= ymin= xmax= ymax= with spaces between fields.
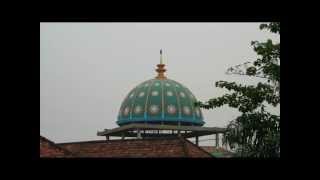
xmin=181 ymin=138 xmax=214 ymax=158
xmin=57 ymin=137 xmax=184 ymax=145
xmin=40 ymin=135 xmax=74 ymax=156
xmin=57 ymin=140 xmax=108 ymax=145
xmin=178 ymin=137 xmax=190 ymax=157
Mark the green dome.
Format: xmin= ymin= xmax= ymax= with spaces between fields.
xmin=117 ymin=78 xmax=205 ymax=126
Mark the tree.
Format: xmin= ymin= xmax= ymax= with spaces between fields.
xmin=195 ymin=23 xmax=280 ymax=157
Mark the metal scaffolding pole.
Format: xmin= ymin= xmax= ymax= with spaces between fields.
xmin=216 ymin=133 xmax=219 ymax=147
xmin=195 ymin=136 xmax=199 ymax=146
xmin=137 ymin=129 xmax=141 ymax=139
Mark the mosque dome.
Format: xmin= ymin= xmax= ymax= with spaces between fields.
xmin=116 ymin=50 xmax=205 ymax=127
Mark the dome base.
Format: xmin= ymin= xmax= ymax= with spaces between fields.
xmin=117 ymin=119 xmax=204 ymax=127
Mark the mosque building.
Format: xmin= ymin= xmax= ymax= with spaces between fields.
xmin=40 ymin=50 xmax=233 ymax=158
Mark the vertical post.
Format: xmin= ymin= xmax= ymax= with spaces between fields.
xmin=195 ymin=136 xmax=199 ymax=146
xmin=224 ymin=133 xmax=228 ymax=150
xmin=216 ymin=133 xmax=219 ymax=147
xmin=178 ymin=121 xmax=181 ymax=137
xmin=121 ymin=133 xmax=125 ymax=140
xmin=106 ymin=136 xmax=109 ymax=141
xmin=223 ymin=132 xmax=228 ymax=150
xmin=137 ymin=129 xmax=141 ymax=139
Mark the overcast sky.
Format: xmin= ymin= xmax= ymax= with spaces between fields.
xmin=40 ymin=23 xmax=280 ymax=144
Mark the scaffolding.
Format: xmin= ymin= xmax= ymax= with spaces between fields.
xmin=97 ymin=123 xmax=227 ymax=147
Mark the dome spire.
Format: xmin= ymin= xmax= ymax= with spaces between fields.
xmin=160 ymin=49 xmax=163 ymax=64
xmin=155 ymin=49 xmax=167 ymax=79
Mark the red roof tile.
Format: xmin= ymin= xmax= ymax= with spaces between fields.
xmin=40 ymin=135 xmax=73 ymax=158
xmin=57 ymin=137 xmax=212 ymax=158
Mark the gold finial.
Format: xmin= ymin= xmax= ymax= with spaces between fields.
xmin=155 ymin=49 xmax=167 ymax=79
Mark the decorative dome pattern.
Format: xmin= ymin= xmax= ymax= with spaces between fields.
xmin=117 ymin=78 xmax=204 ymax=126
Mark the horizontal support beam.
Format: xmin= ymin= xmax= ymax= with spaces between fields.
xmin=97 ymin=123 xmax=226 ymax=137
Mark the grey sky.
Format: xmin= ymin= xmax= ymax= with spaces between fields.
xmin=40 ymin=23 xmax=280 ymax=144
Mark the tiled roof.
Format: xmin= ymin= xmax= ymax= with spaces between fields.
xmin=40 ymin=135 xmax=73 ymax=157
xmin=57 ymin=137 xmax=212 ymax=158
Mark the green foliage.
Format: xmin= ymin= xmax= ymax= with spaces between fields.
xmin=224 ymin=107 xmax=280 ymax=157
xmin=260 ymin=23 xmax=280 ymax=34
xmin=195 ymin=22 xmax=280 ymax=157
